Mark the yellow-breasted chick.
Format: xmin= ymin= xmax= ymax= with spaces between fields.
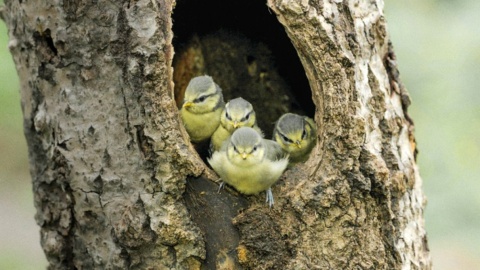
xmin=210 ymin=97 xmax=263 ymax=152
xmin=273 ymin=113 xmax=317 ymax=165
xmin=180 ymin=75 xmax=225 ymax=143
xmin=208 ymin=127 xmax=288 ymax=207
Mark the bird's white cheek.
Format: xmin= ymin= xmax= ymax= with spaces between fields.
xmin=250 ymin=153 xmax=263 ymax=163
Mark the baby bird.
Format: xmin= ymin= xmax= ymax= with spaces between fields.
xmin=208 ymin=127 xmax=288 ymax=207
xmin=273 ymin=113 xmax=317 ymax=165
xmin=210 ymin=97 xmax=263 ymax=152
xmin=180 ymin=75 xmax=225 ymax=143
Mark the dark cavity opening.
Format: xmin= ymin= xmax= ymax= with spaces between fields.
xmin=172 ymin=0 xmax=314 ymax=137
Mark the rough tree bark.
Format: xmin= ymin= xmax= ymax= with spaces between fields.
xmin=1 ymin=0 xmax=431 ymax=269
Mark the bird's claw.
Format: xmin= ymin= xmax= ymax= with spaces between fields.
xmin=217 ymin=181 xmax=225 ymax=193
xmin=265 ymin=188 xmax=274 ymax=208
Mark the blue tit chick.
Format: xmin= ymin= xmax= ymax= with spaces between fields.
xmin=180 ymin=75 xmax=225 ymax=143
xmin=210 ymin=97 xmax=264 ymax=152
xmin=273 ymin=113 xmax=317 ymax=166
xmin=208 ymin=127 xmax=288 ymax=207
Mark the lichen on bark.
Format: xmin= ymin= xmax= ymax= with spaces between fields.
xmin=259 ymin=0 xmax=431 ymax=269
xmin=2 ymin=0 xmax=206 ymax=268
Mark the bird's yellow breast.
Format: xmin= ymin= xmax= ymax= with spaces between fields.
xmin=181 ymin=106 xmax=223 ymax=142
xmin=208 ymin=151 xmax=288 ymax=195
xmin=210 ymin=124 xmax=231 ymax=152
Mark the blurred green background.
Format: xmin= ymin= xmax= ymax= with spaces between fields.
xmin=0 ymin=0 xmax=478 ymax=268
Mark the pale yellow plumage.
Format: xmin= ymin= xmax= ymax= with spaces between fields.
xmin=180 ymin=75 xmax=225 ymax=143
xmin=210 ymin=97 xmax=263 ymax=152
xmin=273 ymin=113 xmax=317 ymax=166
xmin=208 ymin=127 xmax=288 ymax=207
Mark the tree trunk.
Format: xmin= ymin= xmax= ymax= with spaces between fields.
xmin=1 ymin=0 xmax=431 ymax=269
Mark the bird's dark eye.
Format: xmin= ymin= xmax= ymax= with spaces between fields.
xmin=197 ymin=96 xmax=207 ymax=102
xmin=281 ymin=134 xmax=293 ymax=143
xmin=233 ymin=145 xmax=239 ymax=153
xmin=250 ymin=144 xmax=260 ymax=154
xmin=240 ymin=112 xmax=251 ymax=122
xmin=302 ymin=129 xmax=307 ymax=139
xmin=226 ymin=111 xmax=231 ymax=120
